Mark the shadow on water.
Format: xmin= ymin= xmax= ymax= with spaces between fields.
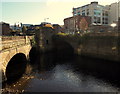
xmin=73 ymin=55 xmax=120 ymax=87
xmin=29 ymin=46 xmax=74 ymax=73
xmin=28 ymin=45 xmax=120 ymax=88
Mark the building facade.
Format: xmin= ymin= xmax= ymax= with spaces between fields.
xmin=105 ymin=2 xmax=120 ymax=25
xmin=0 ymin=22 xmax=11 ymax=35
xmin=64 ymin=15 xmax=91 ymax=34
xmin=73 ymin=2 xmax=109 ymax=25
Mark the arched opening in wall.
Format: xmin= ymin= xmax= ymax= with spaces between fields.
xmin=6 ymin=53 xmax=27 ymax=81
xmin=29 ymin=47 xmax=38 ymax=64
xmin=53 ymin=39 xmax=74 ymax=61
xmin=46 ymin=40 xmax=49 ymax=45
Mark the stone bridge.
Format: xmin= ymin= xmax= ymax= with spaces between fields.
xmin=0 ymin=36 xmax=32 ymax=81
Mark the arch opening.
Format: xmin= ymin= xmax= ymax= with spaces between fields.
xmin=29 ymin=47 xmax=39 ymax=64
xmin=52 ymin=39 xmax=74 ymax=61
xmin=6 ymin=53 xmax=27 ymax=81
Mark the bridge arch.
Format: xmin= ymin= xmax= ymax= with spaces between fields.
xmin=52 ymin=36 xmax=75 ymax=60
xmin=1 ymin=44 xmax=31 ymax=81
xmin=6 ymin=53 xmax=27 ymax=81
xmin=52 ymin=35 xmax=81 ymax=55
xmin=29 ymin=47 xmax=38 ymax=64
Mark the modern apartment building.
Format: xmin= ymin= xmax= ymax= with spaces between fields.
xmin=105 ymin=2 xmax=120 ymax=25
xmin=73 ymin=2 xmax=109 ymax=25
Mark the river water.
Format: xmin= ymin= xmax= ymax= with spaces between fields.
xmin=2 ymin=53 xmax=120 ymax=93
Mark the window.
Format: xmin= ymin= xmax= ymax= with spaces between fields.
xmin=105 ymin=21 xmax=108 ymax=24
xmin=105 ymin=13 xmax=108 ymax=16
xmin=102 ymin=13 xmax=104 ymax=16
xmin=78 ymin=12 xmax=80 ymax=15
xmin=105 ymin=18 xmax=108 ymax=21
xmin=87 ymin=12 xmax=89 ymax=15
xmin=94 ymin=12 xmax=96 ymax=15
xmin=94 ymin=9 xmax=101 ymax=16
xmin=82 ymin=10 xmax=85 ymax=12
xmin=97 ymin=17 xmax=101 ymax=23
xmin=82 ymin=13 xmax=85 ymax=16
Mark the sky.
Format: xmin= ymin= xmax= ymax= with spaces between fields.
xmin=1 ymin=0 xmax=119 ymax=25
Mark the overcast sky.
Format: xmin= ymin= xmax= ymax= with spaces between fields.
xmin=1 ymin=0 xmax=119 ymax=25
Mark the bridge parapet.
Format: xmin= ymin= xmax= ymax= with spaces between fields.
xmin=0 ymin=36 xmax=33 ymax=51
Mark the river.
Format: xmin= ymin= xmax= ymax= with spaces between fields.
xmin=2 ymin=53 xmax=120 ymax=93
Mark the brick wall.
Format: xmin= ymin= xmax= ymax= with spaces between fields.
xmin=64 ymin=15 xmax=91 ymax=33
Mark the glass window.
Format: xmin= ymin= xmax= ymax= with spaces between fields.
xmin=97 ymin=17 xmax=101 ymax=23
xmin=82 ymin=13 xmax=85 ymax=16
xmin=78 ymin=12 xmax=80 ymax=15
xmin=94 ymin=9 xmax=101 ymax=16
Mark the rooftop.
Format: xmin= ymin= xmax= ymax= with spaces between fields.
xmin=73 ymin=1 xmax=104 ymax=10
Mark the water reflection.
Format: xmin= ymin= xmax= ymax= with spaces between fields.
xmin=2 ymin=53 xmax=120 ymax=93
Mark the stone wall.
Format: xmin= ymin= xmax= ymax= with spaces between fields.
xmin=81 ymin=33 xmax=120 ymax=62
xmin=55 ymin=33 xmax=120 ymax=62
xmin=1 ymin=36 xmax=32 ymax=51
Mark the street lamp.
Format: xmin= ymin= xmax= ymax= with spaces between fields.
xmin=111 ymin=23 xmax=117 ymax=27
xmin=110 ymin=23 xmax=117 ymax=32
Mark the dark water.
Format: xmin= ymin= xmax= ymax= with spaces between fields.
xmin=2 ymin=53 xmax=120 ymax=93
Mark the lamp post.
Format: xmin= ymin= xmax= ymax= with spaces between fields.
xmin=110 ymin=23 xmax=117 ymax=32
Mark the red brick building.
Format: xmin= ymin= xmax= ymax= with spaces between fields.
xmin=64 ymin=15 xmax=91 ymax=33
xmin=0 ymin=22 xmax=11 ymax=35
